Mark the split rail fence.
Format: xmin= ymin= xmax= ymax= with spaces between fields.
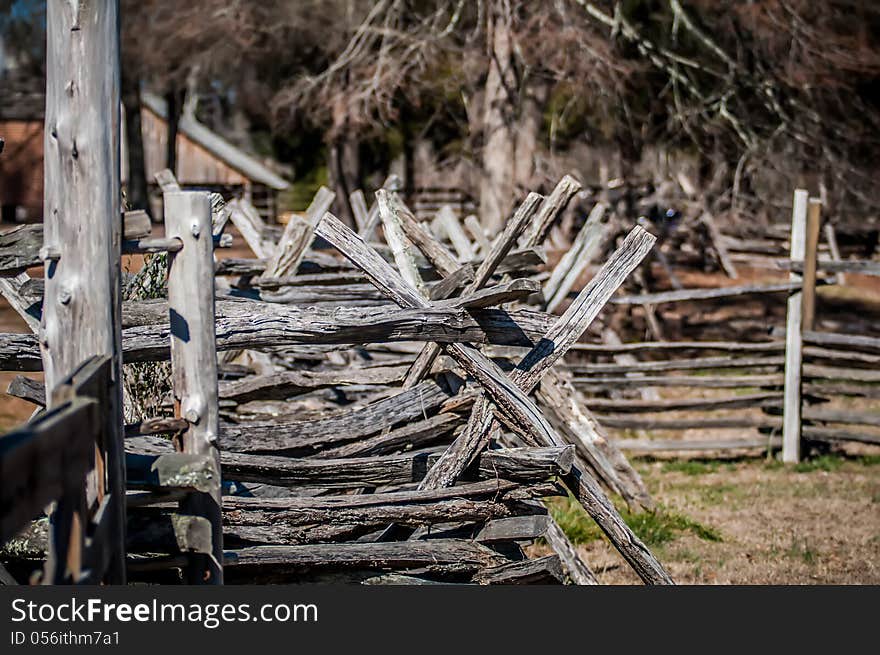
xmin=1 ymin=2 xmax=878 ymax=587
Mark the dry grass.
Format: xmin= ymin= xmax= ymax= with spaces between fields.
xmin=538 ymin=455 xmax=880 ymax=584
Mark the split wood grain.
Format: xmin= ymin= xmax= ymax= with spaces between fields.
xmin=165 ymin=191 xmax=223 ymax=583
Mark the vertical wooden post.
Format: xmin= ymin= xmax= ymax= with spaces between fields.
xmin=802 ymin=199 xmax=822 ymax=331
xmin=42 ymin=0 xmax=125 ymax=583
xmin=824 ymin=222 xmax=844 ymax=286
xmin=782 ymin=189 xmax=809 ymax=463
xmin=165 ymin=191 xmax=223 ymax=584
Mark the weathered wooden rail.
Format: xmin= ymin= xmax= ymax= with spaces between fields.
xmin=1 ymin=156 xmax=674 ymax=585
xmin=568 ymin=189 xmax=880 ymax=460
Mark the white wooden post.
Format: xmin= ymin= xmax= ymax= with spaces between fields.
xmin=42 ymin=0 xmax=125 ymax=583
xmin=165 ymin=191 xmax=224 ymax=584
xmin=782 ymin=189 xmax=809 ymax=463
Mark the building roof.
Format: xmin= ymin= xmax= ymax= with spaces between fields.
xmin=141 ymin=92 xmax=289 ymax=190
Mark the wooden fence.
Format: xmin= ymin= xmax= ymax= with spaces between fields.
xmin=566 ymin=189 xmax=880 ymax=460
xmin=1 ymin=1 xmax=877 ymax=587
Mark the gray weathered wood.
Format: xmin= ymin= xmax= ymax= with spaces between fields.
xmin=823 ymin=222 xmax=844 ymax=284
xmin=783 ymin=189 xmax=809 ymax=463
xmin=803 ymin=360 xmax=880 ymax=380
xmin=263 ymin=186 xmax=336 ymax=278
xmin=219 ymin=365 xmax=410 ymax=404
xmin=123 ymin=210 xmax=151 ymax=239
xmin=6 ymin=375 xmax=45 ymax=407
xmin=226 ymin=539 xmax=507 ymax=573
xmin=0 ymin=273 xmax=40 ymax=333
xmin=615 ymin=437 xmax=782 ymax=453
xmin=0 ymin=225 xmax=43 ymax=276
xmin=154 ymin=168 xmax=181 ymax=193
xmin=437 ymin=206 xmax=475 ymax=262
xmin=0 ymin=305 xmax=556 ymax=368
xmin=520 ymin=175 xmax=582 ymax=248
xmin=599 ymin=415 xmax=779 ymax=430
xmin=473 ymin=514 xmax=551 ymax=543
xmin=219 ymin=381 xmax=452 ymax=454
xmin=221 ymin=446 xmax=571 ymax=490
xmin=122 ymin=237 xmax=183 ymax=254
xmin=585 ymin=392 xmax=782 ymax=413
xmin=572 ymin=374 xmax=785 ymax=390
xmin=427 ymin=264 xmax=476 ymax=301
xmin=701 ymin=213 xmax=738 ymax=279
xmin=473 ymin=555 xmax=565 ymax=585
xmin=377 ymin=191 xmax=429 ymax=294
xmin=0 ymin=397 xmax=95 ymax=545
xmin=389 ymin=194 xmax=461 ymax=277
xmin=464 ymin=214 xmax=491 ymax=253
xmin=567 ymin=355 xmax=784 ymax=375
xmin=349 ymin=189 xmax=370 ymax=232
xmin=570 ymin=340 xmax=785 ymax=354
xmin=315 ymin=413 xmax=461 ymax=459
xmin=611 ymin=281 xmax=800 ymax=305
xmin=802 ymin=331 xmax=880 ymax=354
xmin=543 ymin=513 xmax=598 ymax=585
xmin=315 ymin=212 xmax=671 ymax=583
xmin=402 ymin=192 xmax=544 ymax=387
xmin=537 ymin=369 xmax=652 ymax=511
xmin=228 ymin=198 xmax=273 ymax=259
xmin=164 ymin=191 xmax=223 ymax=583
xmin=421 ymin=226 xmax=656 ymax=490
xmin=780 ymin=258 xmax=880 ymax=277
xmin=42 ymin=0 xmax=125 ymax=583
xmin=545 ymin=202 xmax=606 ymax=312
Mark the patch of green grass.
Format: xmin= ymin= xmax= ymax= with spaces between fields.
xmin=763 ymin=457 xmax=785 ymax=471
xmin=762 ymin=453 xmax=879 ymax=472
xmin=548 ymin=496 xmax=605 ymax=544
xmin=793 ymin=455 xmax=846 ymax=473
xmin=668 ymin=548 xmax=704 ymax=564
xmin=547 ymin=495 xmax=722 ymax=547
xmin=786 ymin=538 xmax=818 ymax=565
xmin=661 ymin=460 xmax=719 ymax=476
xmin=660 ymin=460 xmax=739 ymax=476
xmin=700 ymin=483 xmax=739 ymax=506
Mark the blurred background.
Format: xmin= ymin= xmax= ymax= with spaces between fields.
xmin=2 ymin=0 xmax=879 ymax=235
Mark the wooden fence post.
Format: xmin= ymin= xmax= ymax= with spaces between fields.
xmin=165 ymin=191 xmax=224 ymax=584
xmin=42 ymin=0 xmax=125 ymax=583
xmin=782 ymin=189 xmax=809 ymax=463
xmin=802 ymin=199 xmax=822 ymax=331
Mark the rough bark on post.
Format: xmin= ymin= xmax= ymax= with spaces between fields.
xmin=782 ymin=189 xmax=809 ymax=463
xmin=42 ymin=0 xmax=125 ymax=584
xmin=802 ymin=198 xmax=822 ymax=331
xmin=165 ymin=192 xmax=223 ymax=583
xmin=479 ymin=2 xmax=516 ymax=235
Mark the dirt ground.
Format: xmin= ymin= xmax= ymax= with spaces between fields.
xmin=542 ymin=455 xmax=880 ymax=584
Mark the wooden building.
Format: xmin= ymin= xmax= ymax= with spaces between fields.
xmin=0 ymin=91 xmax=289 ymax=223
xmin=137 ymin=93 xmax=289 ymax=221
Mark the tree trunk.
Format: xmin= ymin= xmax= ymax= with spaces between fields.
xmin=514 ymin=81 xmax=546 ymax=194
xmin=328 ymin=133 xmax=359 ymax=228
xmin=164 ymin=87 xmax=185 ymax=175
xmin=122 ymin=73 xmax=149 ymax=216
xmin=479 ymin=2 xmax=517 ymax=235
